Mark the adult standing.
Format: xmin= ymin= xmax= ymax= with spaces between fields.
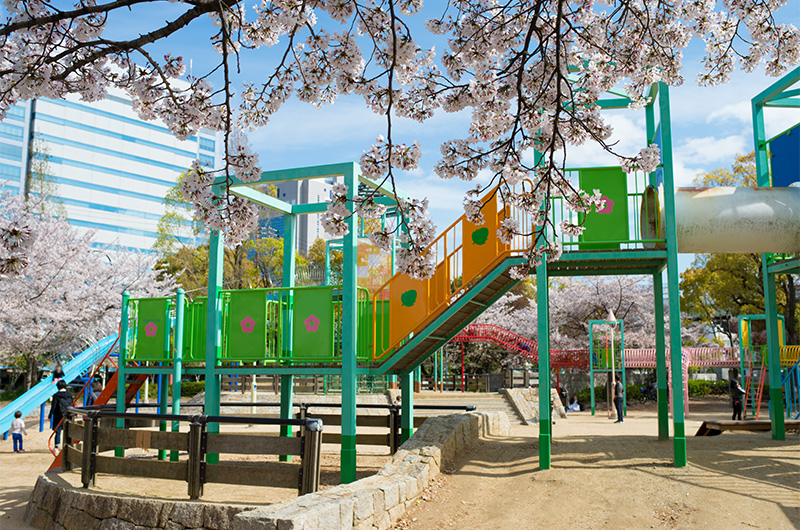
xmin=49 ymin=380 xmax=73 ymax=451
xmin=729 ymin=368 xmax=745 ymax=421
xmin=613 ymin=374 xmax=624 ymax=423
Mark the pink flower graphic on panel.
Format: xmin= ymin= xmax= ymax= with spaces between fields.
xmin=305 ymin=314 xmax=320 ymax=333
xmin=240 ymin=316 xmax=255 ymax=334
xmin=144 ymin=322 xmax=157 ymax=337
xmin=597 ymin=196 xmax=614 ymax=214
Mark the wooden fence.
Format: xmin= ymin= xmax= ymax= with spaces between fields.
xmin=62 ymin=409 xmax=321 ymax=499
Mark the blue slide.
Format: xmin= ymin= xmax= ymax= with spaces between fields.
xmin=0 ymin=335 xmax=118 ymax=434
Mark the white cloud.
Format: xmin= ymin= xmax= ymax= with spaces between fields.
xmin=675 ymin=134 xmax=749 ymax=166
xmin=565 ymin=112 xmax=647 ymax=168
xmin=706 ymin=101 xmax=751 ymax=125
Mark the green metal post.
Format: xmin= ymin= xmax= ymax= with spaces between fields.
xmin=324 ymin=239 xmax=331 ymax=285
xmin=536 ymin=261 xmax=551 ymax=469
xmin=280 ymin=213 xmax=297 ymax=461
xmin=158 ymin=371 xmax=168 ymax=460
xmin=171 ymin=288 xmax=184 ymax=462
xmin=116 ymin=291 xmax=130 ymax=458
xmin=205 ymin=228 xmax=224 ymax=465
xmin=659 ymin=82 xmax=687 ymax=467
xmin=341 ymin=164 xmax=359 ymax=483
xmin=433 ymin=350 xmax=438 ymax=391
xmin=653 ymin=273 xmax=669 ymax=440
xmin=620 ymin=321 xmax=626 ymax=416
xmin=762 ymin=258 xmax=786 ymax=439
xmin=401 ymin=371 xmax=414 ymax=443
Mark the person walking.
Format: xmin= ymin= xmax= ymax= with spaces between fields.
xmin=613 ymin=374 xmax=624 ymax=423
xmin=729 ymin=368 xmax=745 ymax=421
xmin=11 ymin=411 xmax=27 ymax=453
xmin=49 ymin=380 xmax=73 ymax=451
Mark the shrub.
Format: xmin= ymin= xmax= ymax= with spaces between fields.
xmin=575 ymin=385 xmax=610 ymax=405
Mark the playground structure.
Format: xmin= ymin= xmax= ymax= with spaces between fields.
xmin=73 ymin=72 xmax=800 ymax=480
xmin=1 ymin=70 xmax=796 ymax=492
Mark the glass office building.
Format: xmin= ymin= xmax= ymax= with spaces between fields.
xmin=0 ymin=90 xmax=220 ymax=252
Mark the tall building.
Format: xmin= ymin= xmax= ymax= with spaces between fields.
xmin=268 ymin=177 xmax=341 ymax=254
xmin=0 ymin=90 xmax=221 ymax=252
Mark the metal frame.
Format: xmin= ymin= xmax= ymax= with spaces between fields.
xmin=588 ymin=319 xmax=627 ymax=417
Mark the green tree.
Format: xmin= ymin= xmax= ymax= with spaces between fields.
xmin=680 ymin=153 xmax=798 ymax=345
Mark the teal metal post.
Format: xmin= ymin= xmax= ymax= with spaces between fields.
xmin=205 ymin=228 xmax=224 ymax=465
xmin=653 ymin=273 xmax=669 ymax=440
xmin=280 ymin=213 xmax=296 ymax=461
xmin=620 ymin=321 xmax=626 ymax=416
xmin=171 ymin=288 xmax=184 ymax=462
xmin=536 ymin=261 xmax=551 ymax=469
xmin=341 ymin=164 xmax=359 ymax=482
xmin=401 ymin=371 xmax=414 ymax=443
xmin=116 ymin=291 xmax=130 ymax=457
xmin=762 ymin=259 xmax=786 ymax=439
xmin=659 ymin=82 xmax=687 ymax=467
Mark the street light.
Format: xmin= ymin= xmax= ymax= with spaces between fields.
xmin=607 ymin=309 xmax=618 ymax=420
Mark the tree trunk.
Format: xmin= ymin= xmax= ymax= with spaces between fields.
xmin=24 ymin=354 xmax=39 ymax=391
xmin=783 ymin=275 xmax=797 ymax=345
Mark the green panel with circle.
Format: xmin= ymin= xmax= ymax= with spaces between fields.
xmin=224 ymin=290 xmax=275 ymax=361
xmin=292 ymin=287 xmax=334 ymax=361
xmin=133 ymin=298 xmax=170 ymax=361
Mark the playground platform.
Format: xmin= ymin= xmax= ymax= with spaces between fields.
xmin=695 ymin=419 xmax=800 ymax=436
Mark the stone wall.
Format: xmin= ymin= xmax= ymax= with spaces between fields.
xmin=233 ymin=411 xmax=510 ymax=530
xmin=25 ymin=411 xmax=509 ymax=530
xmin=25 ymin=474 xmax=254 ymax=530
xmin=502 ymin=387 xmax=567 ymax=423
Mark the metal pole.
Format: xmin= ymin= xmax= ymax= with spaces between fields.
xmin=461 ymin=343 xmax=465 ymax=392
xmin=610 ymin=326 xmax=615 ymax=420
xmin=536 ymin=260 xmax=551 ymax=469
xmin=280 ymin=213 xmax=296 ymax=462
xmin=171 ymin=289 xmax=185 ymax=462
xmin=654 ymin=273 xmax=669 ymax=439
xmin=205 ymin=226 xmax=224 ymax=465
xmin=341 ymin=163 xmax=359 ymax=483
xmin=116 ymin=291 xmax=129 ymax=458
xmin=401 ymin=371 xmax=414 ymax=443
xmin=762 ymin=261 xmax=786 ymax=439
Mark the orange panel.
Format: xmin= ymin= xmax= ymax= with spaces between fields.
xmin=431 ymin=258 xmax=451 ymax=308
xmin=389 ymin=273 xmax=429 ymax=348
xmin=462 ymin=193 xmax=500 ymax=284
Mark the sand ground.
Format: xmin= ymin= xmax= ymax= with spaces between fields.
xmin=1 ymin=398 xmax=798 ymax=530
xmin=397 ymin=398 xmax=800 ymax=529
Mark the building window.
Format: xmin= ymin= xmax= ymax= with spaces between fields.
xmin=199 ymin=153 xmax=215 ymax=167
xmin=5 ymin=105 xmax=25 ymax=121
xmin=0 ymin=123 xmax=24 ymax=141
xmin=0 ymin=162 xmax=21 ymax=181
xmin=0 ymin=143 xmax=23 ymax=161
xmin=199 ymin=137 xmax=216 ymax=152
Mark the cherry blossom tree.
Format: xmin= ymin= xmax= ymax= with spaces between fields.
xmin=1 ymin=0 xmax=797 ymax=278
xmin=0 ymin=192 xmax=175 ymax=389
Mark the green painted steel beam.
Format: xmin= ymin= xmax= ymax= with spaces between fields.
xmin=214 ymin=366 xmax=344 ymax=375
xmin=554 ymin=250 xmax=668 ymax=262
xmin=400 ymin=271 xmax=522 ymax=374
xmin=653 ymin=273 xmax=669 ymax=440
xmin=595 ymin=97 xmax=633 ymax=109
xmin=549 ymin=267 xmax=660 ymax=277
xmin=536 ymin=259 xmax=551 ymax=469
xmin=373 ymin=257 xmax=525 ymax=374
xmin=230 ymin=186 xmax=292 ymax=214
xmin=125 ymin=366 xmax=178 ymax=374
xmin=214 ymin=161 xmax=359 ymax=186
xmin=751 ymin=65 xmax=800 ymax=105
xmin=762 ymin=255 xmax=786 ymax=439
xmin=205 ymin=228 xmax=225 ymax=465
xmin=763 ymin=98 xmax=800 ymax=108
xmin=767 ymin=258 xmax=800 ymax=275
xmin=341 ymin=165 xmax=359 ymax=484
xmin=292 ymin=202 xmax=329 ymax=215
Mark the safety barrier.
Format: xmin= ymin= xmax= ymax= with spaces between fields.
xmin=61 ymin=407 xmax=322 ymax=499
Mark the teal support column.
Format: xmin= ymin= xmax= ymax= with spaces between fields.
xmin=341 ymin=164 xmax=359 ymax=483
xmin=762 ymin=258 xmax=786 ymax=439
xmin=658 ymin=82 xmax=687 ymax=467
xmin=536 ymin=261 xmax=551 ymax=469
xmin=589 ymin=324 xmax=596 ymax=415
xmin=401 ymin=371 xmax=414 ymax=443
xmin=280 ymin=213 xmax=297 ymax=461
xmin=653 ymin=273 xmax=669 ymax=440
xmin=205 ymin=228 xmax=224 ymax=465
xmin=171 ymin=288 xmax=185 ymax=462
xmin=158 ymin=371 xmax=168 ymax=460
xmin=115 ymin=291 xmax=130 ymax=458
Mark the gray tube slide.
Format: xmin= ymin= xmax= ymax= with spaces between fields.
xmin=640 ymin=186 xmax=800 ymax=254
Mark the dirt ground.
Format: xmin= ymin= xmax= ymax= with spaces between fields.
xmin=1 ymin=398 xmax=798 ymax=530
xmin=397 ymin=398 xmax=800 ymax=529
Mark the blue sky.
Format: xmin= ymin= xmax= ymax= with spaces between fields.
xmin=100 ymin=3 xmax=799 ymax=270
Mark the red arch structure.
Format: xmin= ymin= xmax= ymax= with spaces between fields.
xmin=450 ymin=323 xmax=741 ymax=414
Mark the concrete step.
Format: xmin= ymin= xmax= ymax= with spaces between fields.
xmin=411 ymin=391 xmax=524 ymax=424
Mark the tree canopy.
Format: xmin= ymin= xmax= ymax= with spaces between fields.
xmin=1 ymin=0 xmax=797 ymax=279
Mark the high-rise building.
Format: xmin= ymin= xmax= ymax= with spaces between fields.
xmin=267 ymin=177 xmax=341 ymax=254
xmin=0 ymin=90 xmax=221 ymax=252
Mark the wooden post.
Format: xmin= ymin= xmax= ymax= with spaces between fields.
xmin=81 ymin=415 xmax=95 ymax=488
xmin=300 ymin=420 xmax=322 ymax=495
xmin=388 ymin=406 xmax=399 ymax=454
xmin=63 ymin=415 xmax=74 ymax=472
xmin=187 ymin=420 xmax=204 ymax=499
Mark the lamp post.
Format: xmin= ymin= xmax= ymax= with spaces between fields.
xmin=607 ymin=310 xmax=618 ymax=420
